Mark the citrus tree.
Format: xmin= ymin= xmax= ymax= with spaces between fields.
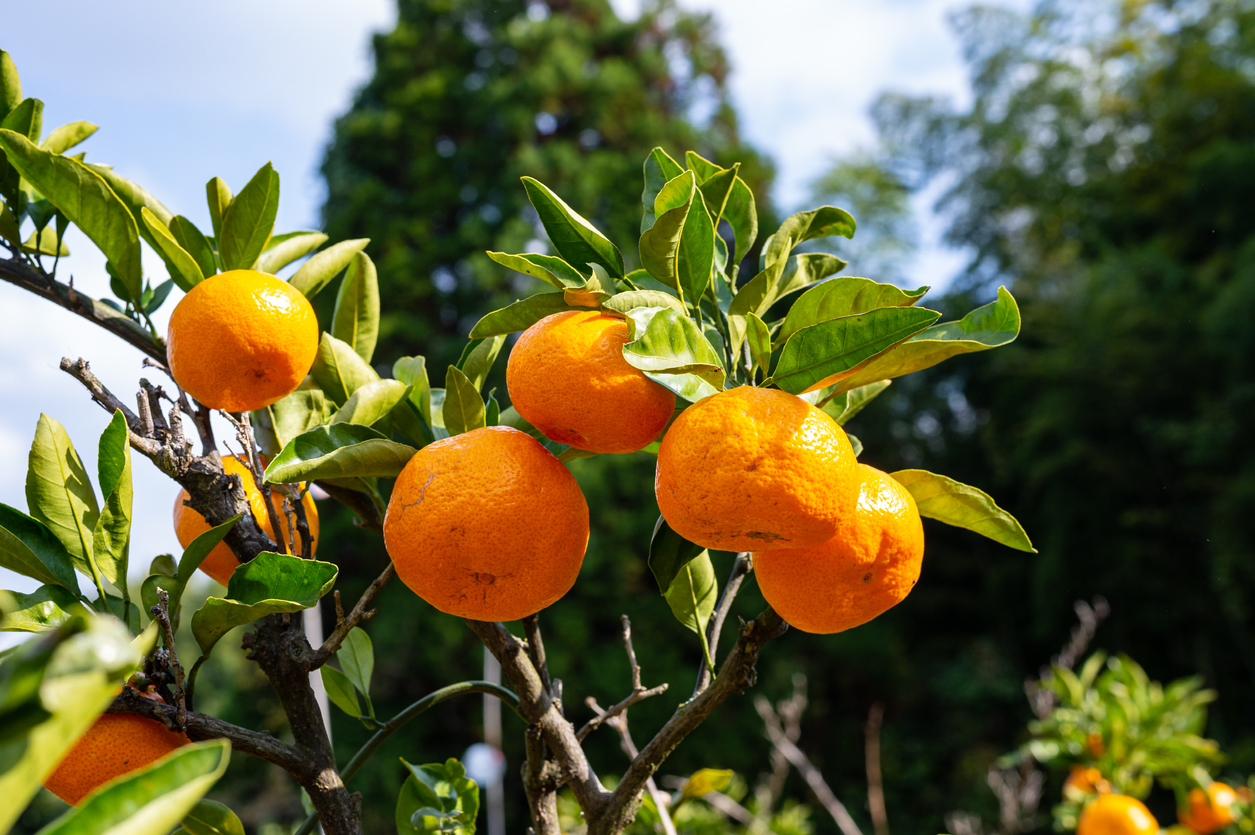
xmin=0 ymin=48 xmax=1033 ymax=835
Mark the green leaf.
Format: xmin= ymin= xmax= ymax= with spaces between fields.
xmin=25 ymin=414 xmax=101 ymax=582
xmin=205 ymin=177 xmax=231 ymax=241
xmin=665 ymin=550 xmax=717 ymax=641
xmin=37 ymin=740 xmax=231 ymax=835
xmin=91 ymin=410 xmax=132 ymax=591
xmin=640 ymin=170 xmax=696 ymax=289
xmin=684 ymin=150 xmax=721 ymax=181
xmin=84 ymin=162 xmax=175 ymax=249
xmin=697 ymin=166 xmax=738 ymax=226
xmin=723 ymin=177 xmax=758 ymax=267
xmin=0 ymin=131 xmax=144 ymax=304
xmin=310 ymin=332 xmax=380 ymax=406
xmin=191 ymin=552 xmax=337 ymax=655
xmin=20 ymin=226 xmax=67 ymax=256
xmin=890 ymin=470 xmax=1036 ymax=553
xmin=774 ymin=253 xmax=849 ymax=300
xmin=769 ymin=307 xmax=943 ymax=395
xmin=397 ymin=758 xmax=479 ymax=835
xmin=846 ymin=433 xmax=863 ymax=457
xmin=393 ymin=357 xmax=433 ymax=424
xmin=827 ymin=286 xmax=1023 ymax=394
xmin=0 ymin=505 xmax=80 ymax=592
xmin=330 ymin=379 xmax=411 ymax=427
xmin=746 ymin=312 xmax=772 ymax=377
xmin=253 ymin=388 xmax=329 ymax=458
xmin=0 ymin=50 xmax=20 ymax=118
xmin=679 ymin=768 xmax=734 ymax=802
xmin=486 ymin=251 xmax=587 ymax=290
xmin=648 ymin=516 xmax=705 ymax=595
xmin=219 ymin=162 xmax=279 ymax=271
xmin=179 ymin=800 xmax=245 ymax=835
xmin=321 ymin=665 xmax=362 ymax=717
xmin=778 ymin=277 xmax=929 ymax=345
xmin=726 ymin=243 xmax=792 ymax=359
xmin=176 ymin=515 xmax=242 ymax=585
xmin=169 ymin=216 xmax=217 ymax=280
xmin=0 ymin=586 xmax=83 ymax=632
xmin=468 ymin=292 xmax=570 ymax=338
xmin=763 ymin=205 xmax=857 ymax=265
xmin=142 ymin=207 xmax=203 ymax=292
xmin=40 ymin=122 xmax=97 ymax=155
xmin=562 ymin=271 xmax=612 ymax=308
xmin=332 ymin=251 xmax=380 ymax=362
xmin=1 ymin=98 xmax=42 ymax=143
xmin=256 ymin=231 xmax=327 ymax=274
xmin=622 ymin=308 xmax=725 ymax=401
xmin=338 ymin=627 xmax=374 ymax=696
xmin=522 ymin=176 xmax=624 ymax=278
xmin=289 ymin=238 xmax=370 ymax=299
xmin=443 ymin=366 xmax=486 ymax=436
xmin=263 ymin=424 xmax=417 ymax=484
xmin=458 ymin=335 xmax=506 ymax=391
xmin=601 ymin=290 xmax=685 ymax=315
xmin=641 ymin=146 xmax=686 ymax=233
xmin=819 ymin=380 xmax=892 ymax=425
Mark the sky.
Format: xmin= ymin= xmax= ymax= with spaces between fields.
xmin=0 ymin=0 xmax=1030 ymax=602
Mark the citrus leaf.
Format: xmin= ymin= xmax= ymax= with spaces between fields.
xmin=256 ymin=230 xmax=327 ymax=274
xmin=0 ymin=504 xmax=80 ymax=593
xmin=486 ymin=251 xmax=587 ymax=289
xmin=338 ymin=627 xmax=373 ymax=696
xmin=778 ymin=277 xmax=929 ymax=345
xmin=91 ymin=410 xmax=132 ymax=590
xmin=332 ymin=251 xmax=380 ymax=363
xmin=522 ymin=176 xmax=624 ymax=278
xmin=21 ymin=226 xmax=68 ymax=256
xmin=680 ymin=768 xmax=734 ymax=802
xmin=890 ymin=470 xmax=1036 ymax=553
xmin=321 ymin=665 xmax=362 ymax=717
xmin=192 ymin=552 xmax=337 ymax=655
xmin=25 ymin=414 xmax=100 ymax=582
xmin=458 ymin=334 xmax=506 ymax=391
xmin=0 ymin=131 xmax=143 ymax=304
xmin=770 ymin=306 xmax=942 ymax=395
xmin=142 ymin=208 xmax=203 ymax=292
xmin=330 ymin=379 xmax=411 ymax=427
xmin=698 ymin=165 xmax=738 ymax=224
xmin=601 ymin=290 xmax=684 ymax=315
xmin=726 ymin=242 xmax=792 ymax=358
xmin=219 ymin=162 xmax=279 ymax=271
xmin=393 ymin=357 xmax=433 ymax=424
xmin=746 ymin=312 xmax=772 ymax=377
xmin=397 ymin=758 xmax=479 ymax=835
xmin=252 ymin=388 xmax=329 ymax=458
xmin=648 ymin=516 xmax=705 ymax=595
xmin=641 ymin=146 xmax=686 ymax=232
xmin=443 ymin=366 xmax=486 ymax=437
xmin=847 ymin=432 xmax=863 ymax=457
xmin=676 ymin=187 xmax=715 ymax=304
xmin=664 ymin=550 xmax=717 ymax=638
xmin=289 ymin=238 xmax=370 ymax=299
xmin=828 ymin=286 xmax=1023 ymax=394
xmin=623 ymin=308 xmax=724 ymax=402
xmin=264 ymin=424 xmax=417 ymax=484
xmin=763 ymin=205 xmax=857 ymax=266
xmin=819 ymin=380 xmax=892 ymax=425
xmin=639 ymin=170 xmax=696 ymax=288
xmin=179 ymin=799 xmax=245 ymax=835
xmin=39 ymin=122 xmax=97 ymax=155
xmin=310 ymin=333 xmax=380 ymax=406
xmin=175 ymin=514 xmax=242 ymax=586
xmin=0 ymin=585 xmax=83 ymax=632
xmin=468 ymin=292 xmax=570 ymax=338
xmin=724 ymin=176 xmax=759 ymax=268
xmin=169 ymin=216 xmax=216 ymax=280
xmin=204 ymin=177 xmax=231 ymax=240
xmin=84 ymin=162 xmax=179 ymax=268
xmin=0 ymin=50 xmax=21 ymax=117
xmin=774 ymin=252 xmax=849 ymax=301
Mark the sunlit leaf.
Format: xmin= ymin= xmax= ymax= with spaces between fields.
xmin=25 ymin=413 xmax=100 ymax=582
xmin=468 ymin=292 xmax=570 ymax=338
xmin=179 ymin=799 xmax=246 ymax=835
xmin=486 ymin=251 xmax=587 ymax=290
xmin=443 ymin=366 xmax=486 ymax=436
xmin=818 ymin=380 xmax=892 ymax=425
xmin=310 ymin=333 xmax=380 ymax=406
xmin=288 ymin=238 xmax=370 ymax=299
xmin=778 ymin=277 xmax=928 ymax=345
xmin=622 ymin=308 xmax=724 ymax=401
xmin=890 ymin=469 xmax=1035 ymax=553
xmin=330 ymin=379 xmax=410 ymax=427
xmin=648 ymin=516 xmax=705 ymax=595
xmin=640 ymin=146 xmax=685 ymax=233
xmin=91 ymin=410 xmax=132 ymax=591
xmin=256 ymin=231 xmax=327 ymax=275
xmin=321 ymin=665 xmax=362 ymax=718
xmin=263 ymin=424 xmax=417 ymax=484
xmin=522 ymin=176 xmax=624 ymax=278
xmin=0 ymin=585 xmax=83 ymax=632
xmin=338 ymin=627 xmax=374 ymax=696
xmin=664 ymin=550 xmax=717 ymax=640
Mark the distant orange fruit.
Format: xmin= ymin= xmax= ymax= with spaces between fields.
xmin=173 ymin=454 xmax=319 ymax=586
xmin=654 ymin=386 xmax=859 ymax=552
xmin=1078 ymin=794 xmax=1159 ymax=835
xmin=167 ymin=269 xmax=319 ymax=412
xmin=1180 ymin=783 xmax=1239 ymax=834
xmin=506 ymin=310 xmax=676 ymax=454
xmin=383 ymin=425 xmax=589 ymax=621
xmin=1064 ymin=765 xmax=1108 ymax=798
xmin=43 ymin=688 xmax=190 ymax=806
xmin=753 ymin=464 xmax=924 ymax=634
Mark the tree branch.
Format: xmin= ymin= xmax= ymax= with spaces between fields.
xmin=305 ymin=562 xmax=396 ymax=671
xmin=578 ymin=616 xmax=668 ymax=742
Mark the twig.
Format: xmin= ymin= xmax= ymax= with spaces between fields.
xmin=1026 ymin=596 xmax=1111 ymax=719
xmin=578 ymin=616 xmax=669 ymax=741
xmin=304 ymin=562 xmax=397 ymax=671
xmin=866 ymin=703 xmax=889 ymax=835
xmin=523 ymin=614 xmax=556 ymax=702
xmin=524 ymin=723 xmax=563 ymax=835
xmin=151 ymin=589 xmax=188 ymax=731
xmin=588 ymin=696 xmax=677 ymax=835
xmin=291 ymin=484 xmax=314 ymax=559
xmin=694 ymin=553 xmax=753 ymax=696
xmin=761 ymin=674 xmax=806 ymax=812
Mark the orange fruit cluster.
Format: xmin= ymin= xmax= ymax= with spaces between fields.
xmin=1077 ymin=794 xmax=1159 ymax=835
xmin=173 ymin=454 xmax=319 ymax=586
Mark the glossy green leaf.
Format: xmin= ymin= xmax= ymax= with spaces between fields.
xmin=330 ymin=379 xmax=410 ymax=427
xmin=219 ymin=162 xmax=279 ymax=271
xmin=205 ymin=177 xmax=231 ymax=240
xmin=192 ymin=552 xmax=337 ymax=655
xmin=746 ymin=312 xmax=772 ymax=377
xmin=142 ymin=207 xmax=203 ymax=292
xmin=169 ymin=216 xmax=217 ymax=280
xmin=819 ymin=380 xmax=892 ymax=425
xmin=640 ymin=170 xmax=696 ymax=288
xmin=0 ymin=504 xmax=80 ymax=593
xmin=846 ymin=432 xmax=863 ymax=457
xmin=310 ymin=332 xmax=380 ymax=406
xmin=562 ymin=271 xmax=612 ymax=308
xmin=828 ymin=286 xmax=1023 ymax=394
xmin=726 ymin=243 xmax=792 ymax=358
xmin=0 ymin=131 xmax=143 ymax=304
xmin=601 ymin=290 xmax=685 ymax=315
xmin=256 ymin=230 xmax=327 ymax=274
xmin=39 ymin=740 xmax=231 ymax=835
xmin=0 ymin=585 xmax=83 ymax=632
xmin=486 ymin=251 xmax=587 ymax=290
xmin=774 ymin=253 xmax=849 ymax=300
xmin=84 ymin=162 xmax=175 ymax=255
xmin=468 ymin=292 xmax=570 ymax=338
xmin=393 ymin=357 xmax=433 ymax=424
xmin=665 ymin=550 xmax=717 ymax=640
xmin=763 ymin=205 xmax=857 ymax=265
xmin=640 ymin=146 xmax=685 ymax=233
xmin=289 ymin=238 xmax=370 ymax=299
xmin=458 ymin=335 xmax=506 ymax=391
xmin=175 ymin=515 xmax=241 ymax=587
xmin=396 ymin=758 xmax=479 ymax=835
xmin=648 ymin=516 xmax=705 ymax=595
xmin=622 ymin=308 xmax=724 ymax=401
xmin=0 ymin=50 xmax=20 ymax=117
xmin=338 ymin=627 xmax=374 ymax=696
xmin=679 ymin=768 xmax=734 ymax=802
xmin=443 ymin=366 xmax=486 ymax=437
xmin=723 ymin=176 xmax=758 ymax=267
xmin=770 ymin=307 xmax=942 ymax=395
xmin=698 ymin=164 xmax=738 ymax=225
xmin=332 ymin=251 xmax=380 ymax=362
xmin=20 ymin=226 xmax=67 ymax=256
xmin=321 ymin=665 xmax=362 ymax=717
xmin=522 ymin=176 xmax=624 ymax=278
xmin=263 ymin=424 xmax=417 ymax=484
xmin=26 ymin=413 xmax=101 ymax=582
xmin=1 ymin=98 xmax=42 ymax=142
xmin=91 ymin=410 xmax=132 ymax=590
xmin=778 ymin=277 xmax=929 ymax=345
xmin=0 ymin=201 xmax=21 ymax=246
xmin=684 ymin=150 xmax=721 ymax=181
xmin=252 ymin=388 xmax=329 ymax=458
xmin=891 ymin=470 xmax=1036 ymax=553
xmin=179 ymin=799 xmax=245 ymax=835
xmin=40 ymin=122 xmax=97 ymax=155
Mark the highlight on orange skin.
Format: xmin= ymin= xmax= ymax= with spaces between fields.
xmin=1077 ymin=794 xmax=1158 ymax=835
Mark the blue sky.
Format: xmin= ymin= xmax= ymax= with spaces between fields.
xmin=0 ymin=0 xmax=1027 ymax=599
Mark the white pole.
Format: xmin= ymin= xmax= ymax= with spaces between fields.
xmin=484 ymin=646 xmax=505 ymax=835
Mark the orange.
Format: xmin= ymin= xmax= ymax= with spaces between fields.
xmin=506 ymin=310 xmax=676 ymax=454
xmin=167 ymin=269 xmax=319 ymax=412
xmin=383 ymin=425 xmax=589 ymax=621
xmin=173 ymin=454 xmax=319 ymax=586
xmin=1064 ymin=766 xmax=1109 ymax=798
xmin=1180 ymin=783 xmax=1239 ymax=834
xmin=43 ymin=688 xmax=190 ymax=806
xmin=752 ymin=464 xmax=923 ymax=634
xmin=1078 ymin=794 xmax=1159 ymax=835
xmin=654 ymin=386 xmax=859 ymax=552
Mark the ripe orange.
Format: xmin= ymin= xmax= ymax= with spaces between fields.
xmin=1180 ymin=783 xmax=1239 ymax=834
xmin=506 ymin=310 xmax=676 ymax=454
xmin=1078 ymin=795 xmax=1159 ymax=835
xmin=654 ymin=386 xmax=859 ymax=552
xmin=173 ymin=454 xmax=319 ymax=586
xmin=42 ymin=688 xmax=190 ymax=806
xmin=167 ymin=269 xmax=319 ymax=412
xmin=752 ymin=464 xmax=924 ymax=634
xmin=383 ymin=425 xmax=589 ymax=621
xmin=1064 ymin=765 xmax=1108 ymax=798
